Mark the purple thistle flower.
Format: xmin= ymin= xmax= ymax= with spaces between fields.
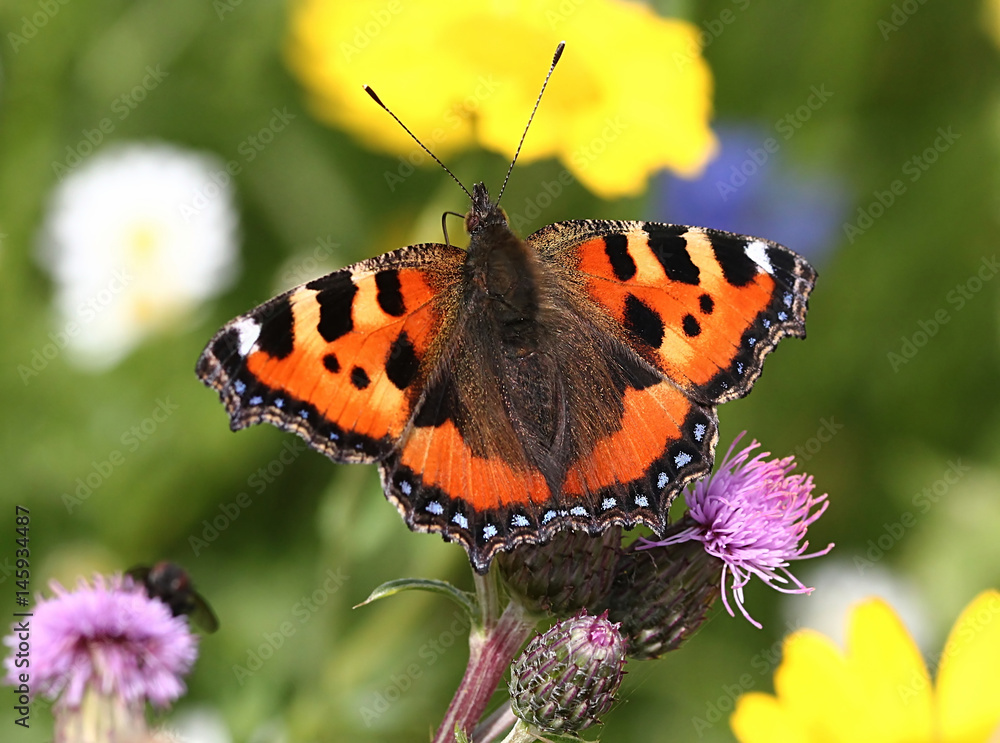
xmin=643 ymin=434 xmax=833 ymax=628
xmin=3 ymin=574 xmax=198 ymax=710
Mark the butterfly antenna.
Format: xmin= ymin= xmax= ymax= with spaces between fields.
xmin=496 ymin=40 xmax=565 ymax=206
xmin=363 ymin=85 xmax=473 ymax=202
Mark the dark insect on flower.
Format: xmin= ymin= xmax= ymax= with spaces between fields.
xmin=127 ymin=562 xmax=220 ymax=634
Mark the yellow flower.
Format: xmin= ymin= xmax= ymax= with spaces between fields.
xmin=286 ymin=0 xmax=715 ymax=199
xmin=731 ymin=590 xmax=1000 ymax=743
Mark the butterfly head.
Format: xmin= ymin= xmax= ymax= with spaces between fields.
xmin=465 ymin=182 xmax=510 ymax=236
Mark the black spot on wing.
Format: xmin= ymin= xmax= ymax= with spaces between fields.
xmin=413 ymin=375 xmax=457 ymax=428
xmin=375 ymin=269 xmax=406 ymax=317
xmin=699 ymin=293 xmax=714 ymax=314
xmin=604 ymin=234 xmax=636 ymax=281
xmin=385 ymin=332 xmax=420 ymax=390
xmin=644 ymin=225 xmax=700 ymax=285
xmin=624 ymin=294 xmax=664 ymax=349
xmin=322 ymin=353 xmax=340 ymax=373
xmin=309 ymin=270 xmax=357 ymax=343
xmin=350 ymin=366 xmax=370 ymax=390
xmin=609 ymin=344 xmax=661 ymax=392
xmin=682 ymin=314 xmax=701 ymax=337
xmin=710 ymin=234 xmax=758 ymax=287
xmin=253 ymin=297 xmax=294 ymax=359
xmin=209 ymin=329 xmax=239 ymax=367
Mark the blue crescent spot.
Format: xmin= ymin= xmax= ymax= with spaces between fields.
xmin=426 ymin=500 xmax=443 ymax=515
xmin=635 ymin=494 xmax=649 ymax=507
xmin=570 ymin=506 xmax=588 ymax=517
xmin=483 ymin=524 xmax=498 ymax=539
xmin=511 ymin=514 xmax=530 ymax=528
xmin=452 ymin=513 xmax=469 ymax=529
xmin=657 ymin=472 xmax=669 ymax=489
xmin=399 ymin=480 xmax=412 ymax=495
xmin=234 ymin=380 xmax=246 ymax=395
xmin=694 ymin=423 xmax=706 ymax=442
xmin=249 ymin=395 xmax=263 ymax=405
xmin=274 ymin=398 xmax=285 ymax=409
xmin=674 ymin=451 xmax=693 ymax=468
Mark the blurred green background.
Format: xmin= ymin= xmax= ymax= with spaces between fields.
xmin=2 ymin=0 xmax=999 ymax=741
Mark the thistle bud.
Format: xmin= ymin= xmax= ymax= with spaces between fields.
xmin=498 ymin=527 xmax=621 ymax=617
xmin=509 ymin=611 xmax=626 ymax=734
xmin=604 ymin=537 xmax=721 ymax=660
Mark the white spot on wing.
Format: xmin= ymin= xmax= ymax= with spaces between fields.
xmin=674 ymin=451 xmax=693 ymax=468
xmin=452 ymin=513 xmax=468 ymax=529
xmin=483 ymin=524 xmax=497 ymax=539
xmin=635 ymin=494 xmax=649 ymax=507
xmin=512 ymin=514 xmax=530 ymax=528
xmin=399 ymin=480 xmax=412 ymax=495
xmin=657 ymin=472 xmax=669 ymax=489
xmin=426 ymin=500 xmax=443 ymax=514
xmin=745 ymin=240 xmax=774 ymax=275
xmin=233 ymin=317 xmax=262 ymax=357
xmin=570 ymin=506 xmax=588 ymax=517
xmin=694 ymin=423 xmax=706 ymax=442
xmin=602 ymin=497 xmax=616 ymax=510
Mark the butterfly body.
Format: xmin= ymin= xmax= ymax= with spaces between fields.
xmin=198 ymin=182 xmax=815 ymax=572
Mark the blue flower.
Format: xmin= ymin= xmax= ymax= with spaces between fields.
xmin=659 ymin=123 xmax=847 ymax=261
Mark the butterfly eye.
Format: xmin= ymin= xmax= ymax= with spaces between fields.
xmin=465 ymin=212 xmax=481 ymax=233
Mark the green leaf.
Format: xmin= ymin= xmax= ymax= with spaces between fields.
xmin=356 ymin=577 xmax=477 ymax=619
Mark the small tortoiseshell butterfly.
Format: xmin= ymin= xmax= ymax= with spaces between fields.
xmin=197 ymin=44 xmax=815 ymax=573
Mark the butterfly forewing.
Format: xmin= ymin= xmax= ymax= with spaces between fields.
xmin=197 ymin=244 xmax=464 ymax=463
xmin=531 ymin=220 xmax=815 ymax=403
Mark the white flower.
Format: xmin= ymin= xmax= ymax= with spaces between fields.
xmin=39 ymin=142 xmax=239 ymax=369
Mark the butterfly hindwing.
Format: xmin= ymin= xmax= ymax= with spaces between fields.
xmin=531 ymin=220 xmax=816 ymax=403
xmin=197 ymin=243 xmax=464 ymax=463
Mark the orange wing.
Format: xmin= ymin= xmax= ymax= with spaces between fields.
xmin=197 ymin=244 xmax=464 ymax=463
xmin=531 ymin=220 xmax=816 ymax=403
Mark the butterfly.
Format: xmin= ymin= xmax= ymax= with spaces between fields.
xmin=196 ymin=44 xmax=815 ymax=573
xmin=128 ymin=561 xmax=220 ymax=633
